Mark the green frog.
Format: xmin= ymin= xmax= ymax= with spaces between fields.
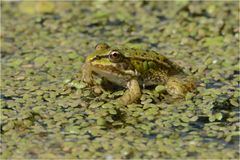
xmin=82 ymin=43 xmax=195 ymax=105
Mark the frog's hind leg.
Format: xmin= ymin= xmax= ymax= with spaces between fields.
xmin=166 ymin=76 xmax=196 ymax=98
xmin=142 ymin=68 xmax=168 ymax=86
xmin=117 ymin=79 xmax=141 ymax=105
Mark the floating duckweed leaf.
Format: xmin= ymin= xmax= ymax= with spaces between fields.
xmin=155 ymin=85 xmax=166 ymax=93
xmin=225 ymin=135 xmax=232 ymax=142
xmin=2 ymin=121 xmax=15 ymax=131
xmin=89 ymin=101 xmax=104 ymax=108
xmin=22 ymin=119 xmax=33 ymax=127
xmin=35 ymin=1 xmax=55 ymax=13
xmin=181 ymin=116 xmax=190 ymax=123
xmin=102 ymin=103 xmax=114 ymax=109
xmin=32 ymin=106 xmax=47 ymax=112
xmin=185 ymin=92 xmax=195 ymax=100
xmin=123 ymin=43 xmax=148 ymax=49
xmin=93 ymin=10 xmax=111 ymax=19
xmin=229 ymin=98 xmax=238 ymax=107
xmin=97 ymin=109 xmax=108 ymax=117
xmin=215 ymin=113 xmax=223 ymax=121
xmin=65 ymin=125 xmax=81 ymax=133
xmin=4 ymin=89 xmax=16 ymax=97
xmin=140 ymin=124 xmax=151 ymax=132
xmin=108 ymin=108 xmax=117 ymax=115
xmin=96 ymin=118 xmax=106 ymax=126
xmin=112 ymin=121 xmax=123 ymax=126
xmin=68 ymin=52 xmax=79 ymax=59
xmin=8 ymin=59 xmax=23 ymax=67
xmin=111 ymin=90 xmax=124 ymax=97
xmin=19 ymin=1 xmax=56 ymax=14
xmin=34 ymin=56 xmax=48 ymax=66
xmin=143 ymin=103 xmax=156 ymax=110
xmin=63 ymin=79 xmax=71 ymax=84
xmin=18 ymin=1 xmax=36 ymax=14
xmin=141 ymin=98 xmax=153 ymax=104
xmin=203 ymin=36 xmax=224 ymax=47
xmin=209 ymin=115 xmax=216 ymax=122
xmin=105 ymin=116 xmax=114 ymax=123
xmin=35 ymin=90 xmax=44 ymax=96
xmin=145 ymin=107 xmax=159 ymax=116
xmin=76 ymin=56 xmax=85 ymax=63
xmin=190 ymin=116 xmax=198 ymax=122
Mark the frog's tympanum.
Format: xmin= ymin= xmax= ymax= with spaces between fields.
xmin=82 ymin=43 xmax=196 ymax=105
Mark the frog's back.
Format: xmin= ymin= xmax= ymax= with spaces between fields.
xmin=121 ymin=48 xmax=182 ymax=73
xmin=121 ymin=48 xmax=166 ymax=63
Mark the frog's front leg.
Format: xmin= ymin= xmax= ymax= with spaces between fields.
xmin=81 ymin=62 xmax=105 ymax=93
xmin=117 ymin=79 xmax=141 ymax=105
xmin=166 ymin=76 xmax=196 ymax=98
xmin=81 ymin=62 xmax=94 ymax=84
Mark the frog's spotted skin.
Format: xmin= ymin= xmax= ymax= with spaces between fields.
xmin=82 ymin=43 xmax=196 ymax=105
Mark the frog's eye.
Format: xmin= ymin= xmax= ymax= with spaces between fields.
xmin=109 ymin=50 xmax=122 ymax=63
xmin=95 ymin=43 xmax=110 ymax=51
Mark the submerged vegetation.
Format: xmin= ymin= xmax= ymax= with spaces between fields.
xmin=1 ymin=1 xmax=239 ymax=159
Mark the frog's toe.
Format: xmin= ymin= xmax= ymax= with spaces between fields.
xmin=84 ymin=79 xmax=94 ymax=85
xmin=166 ymin=85 xmax=185 ymax=98
xmin=93 ymin=85 xmax=104 ymax=94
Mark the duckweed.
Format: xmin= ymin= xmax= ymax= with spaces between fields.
xmin=1 ymin=1 xmax=239 ymax=159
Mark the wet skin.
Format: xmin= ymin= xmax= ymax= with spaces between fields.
xmin=82 ymin=43 xmax=195 ymax=105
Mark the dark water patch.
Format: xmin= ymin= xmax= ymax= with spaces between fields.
xmin=189 ymin=116 xmax=208 ymax=130
xmin=0 ymin=94 xmax=14 ymax=101
xmin=143 ymin=133 xmax=157 ymax=139
xmin=205 ymin=81 xmax=225 ymax=89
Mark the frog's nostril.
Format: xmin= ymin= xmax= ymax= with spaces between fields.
xmin=94 ymin=55 xmax=101 ymax=60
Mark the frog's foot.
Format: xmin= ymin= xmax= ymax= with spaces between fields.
xmin=166 ymin=77 xmax=196 ymax=98
xmin=92 ymin=85 xmax=105 ymax=94
xmin=117 ymin=79 xmax=141 ymax=105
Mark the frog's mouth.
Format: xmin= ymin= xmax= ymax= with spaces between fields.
xmin=91 ymin=64 xmax=135 ymax=86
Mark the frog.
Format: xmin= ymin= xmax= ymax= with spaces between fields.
xmin=81 ymin=43 xmax=196 ymax=105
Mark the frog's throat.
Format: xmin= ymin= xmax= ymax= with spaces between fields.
xmin=92 ymin=64 xmax=136 ymax=77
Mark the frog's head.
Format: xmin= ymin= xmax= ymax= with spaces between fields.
xmin=86 ymin=43 xmax=125 ymax=63
xmin=86 ymin=43 xmax=136 ymax=86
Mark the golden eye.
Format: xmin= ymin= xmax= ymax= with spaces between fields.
xmin=95 ymin=43 xmax=110 ymax=51
xmin=109 ymin=50 xmax=122 ymax=62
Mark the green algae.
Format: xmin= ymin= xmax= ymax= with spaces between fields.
xmin=1 ymin=1 xmax=239 ymax=159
